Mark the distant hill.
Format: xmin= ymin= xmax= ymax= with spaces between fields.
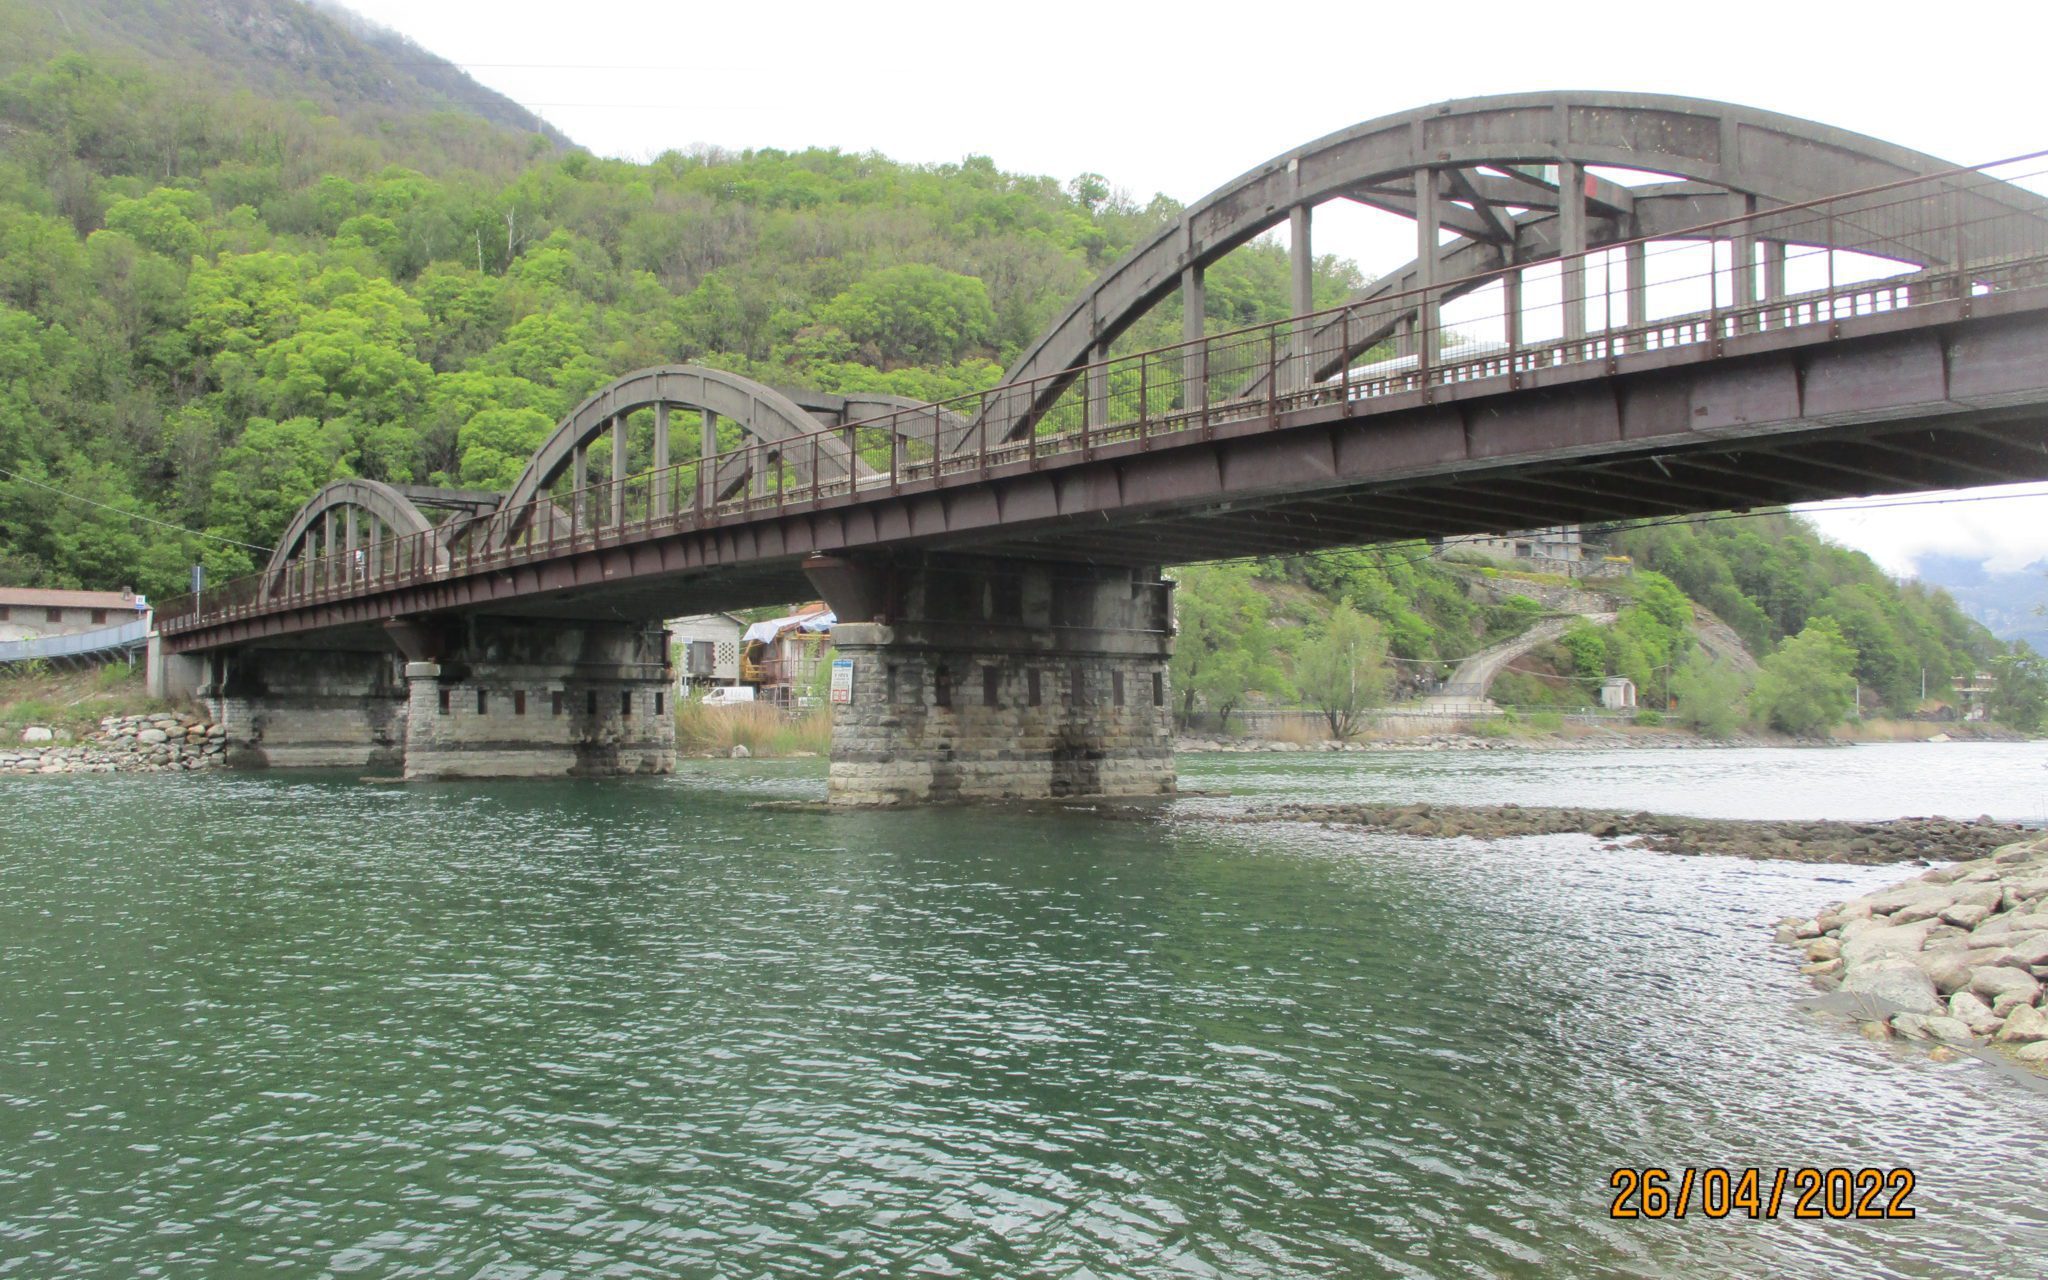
xmin=1913 ymin=554 xmax=2048 ymax=654
xmin=0 ymin=0 xmax=572 ymax=148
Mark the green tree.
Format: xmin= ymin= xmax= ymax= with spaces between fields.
xmin=1989 ymin=646 xmax=2047 ymax=733
xmin=1750 ymin=619 xmax=1858 ymax=736
xmin=816 ymin=264 xmax=995 ymax=366
xmin=1295 ymin=603 xmax=1391 ymax=738
xmin=457 ymin=406 xmax=553 ymax=488
xmin=1169 ymin=564 xmax=1287 ymax=731
xmin=102 ymin=187 xmax=210 ymax=260
xmin=1669 ymin=651 xmax=1751 ymax=738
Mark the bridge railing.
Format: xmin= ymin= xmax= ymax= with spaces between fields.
xmin=156 ymin=151 xmax=2048 ymax=635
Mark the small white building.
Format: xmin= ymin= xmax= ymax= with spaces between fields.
xmin=0 ymin=587 xmax=148 ymax=642
xmin=668 ymin=612 xmax=748 ymax=687
xmin=1599 ymin=676 xmax=1639 ymax=710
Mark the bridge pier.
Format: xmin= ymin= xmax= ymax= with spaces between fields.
xmin=393 ymin=618 xmax=675 ymax=780
xmin=200 ymin=645 xmax=409 ymax=770
xmin=806 ymin=554 xmax=1176 ymax=806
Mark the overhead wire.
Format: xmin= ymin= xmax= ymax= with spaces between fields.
xmin=0 ymin=466 xmax=274 ymax=553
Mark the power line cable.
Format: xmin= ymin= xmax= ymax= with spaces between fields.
xmin=0 ymin=466 xmax=274 ymax=553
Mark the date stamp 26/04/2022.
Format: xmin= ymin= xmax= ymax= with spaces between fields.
xmin=1608 ymin=1168 xmax=1916 ymax=1220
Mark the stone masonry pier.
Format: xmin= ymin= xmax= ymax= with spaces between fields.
xmin=807 ymin=553 xmax=1176 ymax=806
xmin=392 ymin=617 xmax=675 ymax=780
xmin=184 ymin=618 xmax=675 ymax=779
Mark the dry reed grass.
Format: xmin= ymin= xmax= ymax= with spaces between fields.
xmin=674 ymin=698 xmax=831 ymax=756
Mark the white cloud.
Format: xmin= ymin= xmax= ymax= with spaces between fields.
xmin=1798 ymin=485 xmax=2048 ymax=578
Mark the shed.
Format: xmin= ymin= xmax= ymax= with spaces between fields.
xmin=1599 ymin=676 xmax=1638 ymax=710
xmin=668 ymin=612 xmax=748 ymax=685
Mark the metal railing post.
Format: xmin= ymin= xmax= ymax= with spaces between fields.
xmin=1953 ymin=183 xmax=1968 ymax=304
xmin=1138 ymin=356 xmax=1149 ymax=443
xmin=1264 ymin=327 xmax=1277 ymax=426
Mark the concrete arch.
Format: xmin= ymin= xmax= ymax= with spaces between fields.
xmin=491 ymin=365 xmax=875 ymax=548
xmin=264 ymin=479 xmax=443 ymax=594
xmin=960 ymin=91 xmax=2024 ymax=451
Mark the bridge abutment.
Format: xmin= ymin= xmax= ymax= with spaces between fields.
xmin=395 ymin=619 xmax=675 ymax=780
xmin=807 ymin=554 xmax=1176 ymax=806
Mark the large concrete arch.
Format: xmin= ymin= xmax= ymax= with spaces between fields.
xmin=263 ymin=478 xmax=444 ymax=594
xmin=1234 ymin=175 xmax=2040 ymax=402
xmin=960 ymin=91 xmax=2026 ymax=451
xmin=490 ymin=365 xmax=874 ymax=548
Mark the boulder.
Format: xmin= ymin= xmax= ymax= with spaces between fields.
xmin=20 ymin=726 xmax=53 ymax=743
xmin=1949 ymin=987 xmax=1998 ymax=1040
xmin=1914 ymin=948 xmax=1976 ymax=996
xmin=136 ymin=728 xmax=168 ymax=745
xmin=1920 ymin=1016 xmax=1978 ymax=1045
xmin=1840 ymin=962 xmax=1943 ymax=1015
xmin=1804 ymin=937 xmax=1842 ymax=963
xmin=1889 ymin=1013 xmax=1932 ymax=1040
xmin=1994 ymin=1004 xmax=2048 ymax=1044
xmin=1840 ymin=920 xmax=1936 ymax=969
xmin=1969 ymin=966 xmax=2042 ymax=1014
xmin=1989 ymin=933 xmax=2048 ymax=968
xmin=1941 ymin=903 xmax=1993 ymax=929
xmin=1974 ymin=912 xmax=2048 ymax=941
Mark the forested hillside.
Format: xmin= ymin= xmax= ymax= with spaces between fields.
xmin=0 ymin=21 xmax=1361 ymax=597
xmin=1169 ymin=516 xmax=2045 ymax=736
xmin=0 ymin=0 xmax=567 ymax=144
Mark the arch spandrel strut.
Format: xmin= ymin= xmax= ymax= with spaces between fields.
xmin=263 ymin=478 xmax=444 ymax=594
xmin=490 ymin=365 xmax=877 ymax=549
xmin=959 ymin=91 xmax=2030 ymax=452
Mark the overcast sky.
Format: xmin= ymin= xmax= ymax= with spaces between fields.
xmin=335 ymin=0 xmax=2048 ymax=581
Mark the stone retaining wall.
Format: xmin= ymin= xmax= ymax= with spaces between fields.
xmin=2 ymin=713 xmax=226 ymax=775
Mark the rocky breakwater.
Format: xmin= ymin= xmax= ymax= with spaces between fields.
xmin=1 ymin=713 xmax=226 ymax=775
xmin=1778 ymin=833 xmax=2048 ymax=1073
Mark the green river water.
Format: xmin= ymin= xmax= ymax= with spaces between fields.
xmin=3 ymin=744 xmax=2046 ymax=1278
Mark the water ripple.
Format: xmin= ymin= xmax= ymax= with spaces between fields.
xmin=1 ymin=747 xmax=2045 ymax=1276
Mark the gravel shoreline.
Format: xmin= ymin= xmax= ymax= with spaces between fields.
xmin=1208 ymin=802 xmax=2030 ymax=864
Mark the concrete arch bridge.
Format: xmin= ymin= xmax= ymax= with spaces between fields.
xmin=155 ymin=93 xmax=2048 ymax=802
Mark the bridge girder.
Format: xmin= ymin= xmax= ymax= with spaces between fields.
xmin=958 ymin=90 xmax=2035 ymax=452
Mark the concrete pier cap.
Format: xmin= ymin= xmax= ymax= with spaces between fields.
xmin=802 ymin=552 xmax=1177 ymax=806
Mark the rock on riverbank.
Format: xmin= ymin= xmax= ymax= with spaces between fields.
xmin=1777 ymin=834 xmax=2048 ymax=1074
xmin=1214 ymin=802 xmax=2026 ymax=864
xmin=1 ymin=713 xmax=225 ymax=775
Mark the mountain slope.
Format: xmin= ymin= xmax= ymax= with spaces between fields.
xmin=0 ymin=0 xmax=570 ymax=147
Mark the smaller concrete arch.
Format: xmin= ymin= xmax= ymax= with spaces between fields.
xmin=490 ymin=365 xmax=879 ymax=549
xmin=263 ymin=479 xmax=446 ymax=595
